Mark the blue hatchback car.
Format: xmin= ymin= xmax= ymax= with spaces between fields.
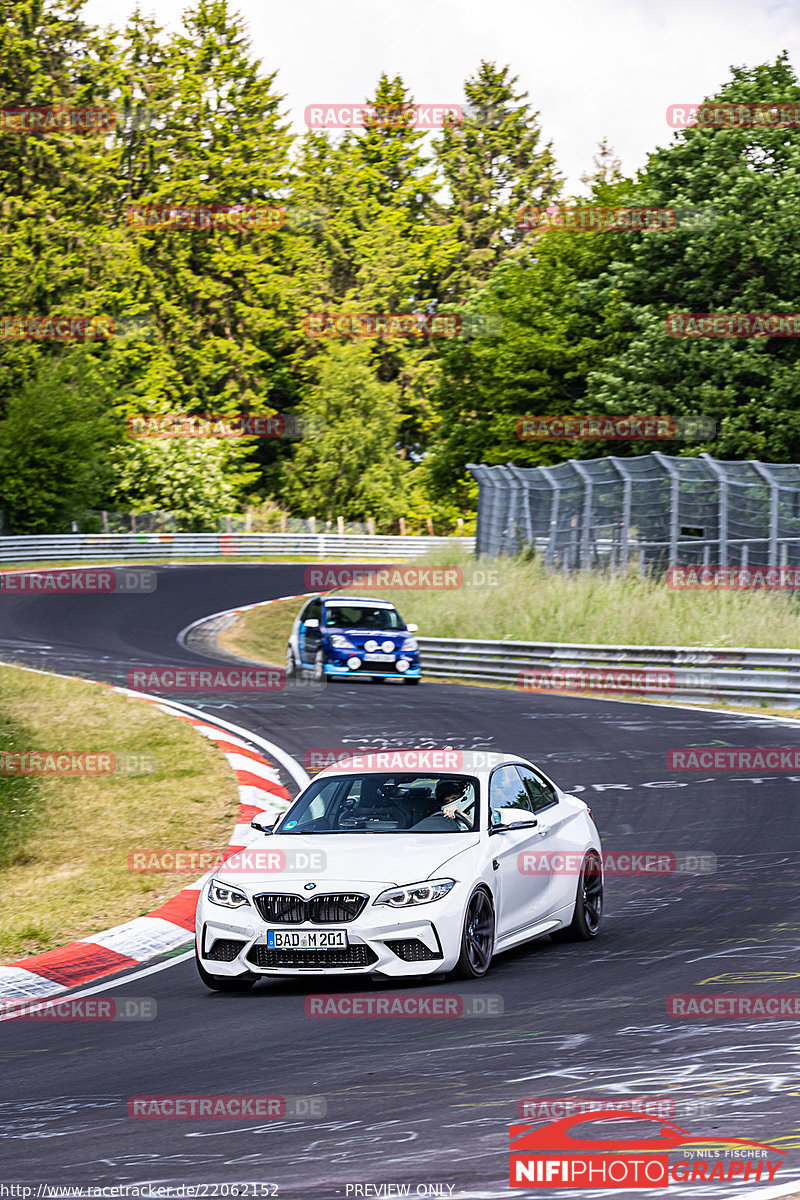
xmin=286 ymin=595 xmax=421 ymax=684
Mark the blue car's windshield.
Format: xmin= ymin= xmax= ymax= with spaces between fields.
xmin=275 ymin=773 xmax=479 ymax=833
xmin=323 ymin=604 xmax=404 ymax=631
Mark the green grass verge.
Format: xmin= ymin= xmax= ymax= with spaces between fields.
xmin=0 ymin=665 xmax=239 ymax=962
xmin=218 ymin=598 xmax=296 ymax=666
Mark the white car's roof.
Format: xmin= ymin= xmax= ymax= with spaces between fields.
xmin=323 ymin=596 xmax=397 ymax=608
xmin=318 ymin=748 xmax=527 ymax=778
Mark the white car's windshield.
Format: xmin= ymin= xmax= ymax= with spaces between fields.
xmin=275 ymin=773 xmax=480 ymax=834
xmin=323 ymin=605 xmax=404 ymax=631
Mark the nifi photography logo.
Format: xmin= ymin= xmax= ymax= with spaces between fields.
xmin=508 ymin=1110 xmax=784 ymax=1189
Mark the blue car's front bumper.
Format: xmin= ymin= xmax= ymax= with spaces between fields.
xmin=324 ymin=661 xmax=422 ymax=680
xmin=322 ymin=644 xmax=421 ymax=679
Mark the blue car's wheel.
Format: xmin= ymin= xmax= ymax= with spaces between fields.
xmin=313 ymin=649 xmax=326 ymax=683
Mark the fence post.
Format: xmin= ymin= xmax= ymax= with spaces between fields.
xmin=399 ymin=517 xmax=406 ymax=537
xmin=539 ymin=466 xmax=560 ymax=570
xmin=651 ymin=452 xmax=680 ymax=568
xmin=751 ymin=461 xmax=779 ymax=567
xmin=506 ymin=464 xmax=534 ymax=550
xmin=609 ymin=458 xmax=632 ymax=572
xmin=700 ymin=453 xmax=729 ymax=568
xmin=569 ymin=460 xmax=593 ymax=570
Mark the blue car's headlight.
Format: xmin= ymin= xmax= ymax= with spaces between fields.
xmin=401 ymin=637 xmax=418 ymax=652
xmin=329 ymin=635 xmax=356 ymax=650
xmin=374 ymin=879 xmax=456 ymax=907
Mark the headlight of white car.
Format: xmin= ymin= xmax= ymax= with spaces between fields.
xmin=330 ymin=635 xmax=356 ymax=649
xmin=208 ymin=879 xmax=250 ymax=909
xmin=374 ymin=878 xmax=456 ymax=907
xmin=401 ymin=637 xmax=418 ymax=652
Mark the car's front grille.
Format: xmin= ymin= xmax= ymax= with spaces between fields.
xmin=253 ymin=892 xmax=369 ymax=924
xmin=206 ymin=938 xmax=246 ymax=962
xmin=384 ymin=938 xmax=442 ymax=962
xmin=247 ymin=944 xmax=377 ymax=970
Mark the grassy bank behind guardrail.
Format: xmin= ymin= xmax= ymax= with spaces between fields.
xmin=222 ymin=550 xmax=800 ymax=653
xmin=381 ymin=550 xmax=800 ymax=647
xmin=0 ymin=666 xmax=239 ymax=961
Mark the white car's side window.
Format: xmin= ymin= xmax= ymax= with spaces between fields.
xmin=489 ymin=765 xmax=535 ymax=824
xmin=515 ymin=765 xmax=558 ymax=813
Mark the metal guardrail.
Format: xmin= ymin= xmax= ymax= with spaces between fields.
xmin=0 ymin=533 xmax=475 ymax=563
xmin=417 ymin=636 xmax=800 ymax=707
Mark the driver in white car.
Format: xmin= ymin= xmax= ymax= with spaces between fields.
xmin=435 ymin=779 xmax=471 ymax=824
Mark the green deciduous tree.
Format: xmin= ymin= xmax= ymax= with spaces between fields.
xmin=282 ymin=342 xmax=410 ymax=527
xmin=584 ymin=54 xmax=800 ymax=461
xmin=0 ymin=351 xmax=116 ymax=531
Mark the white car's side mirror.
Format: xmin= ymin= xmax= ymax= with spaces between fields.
xmin=304 ymin=618 xmax=320 ymax=629
xmin=406 ymin=623 xmax=419 ymax=633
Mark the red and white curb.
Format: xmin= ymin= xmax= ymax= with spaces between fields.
xmin=0 ymin=688 xmax=306 ymax=1005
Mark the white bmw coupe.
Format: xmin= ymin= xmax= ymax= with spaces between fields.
xmin=195 ymin=750 xmax=602 ymax=990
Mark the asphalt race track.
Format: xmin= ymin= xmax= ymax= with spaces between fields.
xmin=1 ymin=564 xmax=800 ymax=1198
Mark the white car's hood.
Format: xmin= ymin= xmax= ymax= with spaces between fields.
xmin=224 ymin=833 xmax=480 ymax=889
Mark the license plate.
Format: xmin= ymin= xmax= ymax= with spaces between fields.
xmin=364 ymin=652 xmax=395 ymax=662
xmin=266 ymin=929 xmax=348 ymax=949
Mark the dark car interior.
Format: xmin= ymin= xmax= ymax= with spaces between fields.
xmin=276 ymin=773 xmax=478 ymax=834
